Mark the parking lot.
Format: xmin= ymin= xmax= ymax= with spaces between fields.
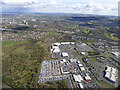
xmin=38 ymin=60 xmax=70 ymax=83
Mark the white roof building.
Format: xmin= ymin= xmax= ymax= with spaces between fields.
xmin=77 ymin=75 xmax=84 ymax=81
xmin=73 ymin=74 xmax=83 ymax=83
xmin=51 ymin=43 xmax=61 ymax=53
xmin=111 ymin=52 xmax=119 ymax=58
xmin=70 ymin=58 xmax=77 ymax=62
xmin=81 ymin=52 xmax=86 ymax=55
xmin=78 ymin=64 xmax=83 ymax=67
xmin=81 ymin=43 xmax=86 ymax=46
xmin=111 ymin=67 xmax=116 ymax=74
xmin=105 ymin=72 xmax=111 ymax=79
xmin=63 ymin=59 xmax=67 ymax=63
xmin=79 ymin=83 xmax=84 ymax=89
xmin=61 ymin=52 xmax=69 ymax=57
xmin=85 ymin=74 xmax=92 ymax=81
xmin=61 ymin=42 xmax=75 ymax=45
xmin=77 ymin=60 xmax=81 ymax=64
xmin=52 ymin=47 xmax=60 ymax=53
xmin=52 ymin=43 xmax=61 ymax=46
xmin=110 ymin=74 xmax=116 ymax=82
xmin=60 ymin=67 xmax=69 ymax=74
xmin=105 ymin=66 xmax=117 ymax=82
xmin=80 ymin=67 xmax=85 ymax=71
xmin=106 ymin=66 xmax=111 ymax=72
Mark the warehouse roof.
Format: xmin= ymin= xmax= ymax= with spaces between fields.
xmin=105 ymin=72 xmax=111 ymax=79
xmin=52 ymin=47 xmax=60 ymax=53
xmin=73 ymin=74 xmax=83 ymax=83
xmin=110 ymin=74 xmax=116 ymax=82
xmin=53 ymin=43 xmax=61 ymax=46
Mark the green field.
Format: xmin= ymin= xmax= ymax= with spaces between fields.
xmin=2 ymin=40 xmax=51 ymax=88
xmin=83 ymin=29 xmax=93 ymax=36
xmin=104 ymin=31 xmax=120 ymax=41
xmin=45 ymin=31 xmax=62 ymax=38
xmin=2 ymin=41 xmax=27 ymax=47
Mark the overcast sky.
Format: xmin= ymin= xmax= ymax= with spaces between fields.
xmin=1 ymin=0 xmax=119 ymax=16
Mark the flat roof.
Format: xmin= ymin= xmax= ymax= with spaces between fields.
xmin=80 ymin=67 xmax=85 ymax=71
xmin=85 ymin=74 xmax=91 ymax=80
xmin=105 ymin=72 xmax=111 ymax=78
xmin=112 ymin=68 xmax=116 ymax=74
xmin=63 ymin=59 xmax=67 ymax=62
xmin=106 ymin=66 xmax=112 ymax=72
xmin=110 ymin=74 xmax=116 ymax=82
xmin=53 ymin=43 xmax=61 ymax=46
xmin=79 ymin=83 xmax=84 ymax=89
xmin=81 ymin=52 xmax=86 ymax=55
xmin=70 ymin=58 xmax=77 ymax=62
xmin=62 ymin=52 xmax=69 ymax=57
xmin=52 ymin=48 xmax=60 ymax=53
xmin=78 ymin=64 xmax=83 ymax=67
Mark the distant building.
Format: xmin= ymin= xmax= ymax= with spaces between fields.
xmin=61 ymin=52 xmax=69 ymax=57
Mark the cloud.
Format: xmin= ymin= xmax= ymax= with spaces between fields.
xmin=49 ymin=0 xmax=57 ymax=4
xmin=1 ymin=0 xmax=38 ymax=4
xmin=1 ymin=0 xmax=118 ymax=16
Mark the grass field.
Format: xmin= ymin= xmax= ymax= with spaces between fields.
xmin=45 ymin=31 xmax=61 ymax=38
xmin=2 ymin=40 xmax=51 ymax=88
xmin=104 ymin=31 xmax=120 ymax=41
xmin=2 ymin=41 xmax=27 ymax=47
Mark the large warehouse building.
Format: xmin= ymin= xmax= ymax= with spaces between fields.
xmin=105 ymin=66 xmax=117 ymax=82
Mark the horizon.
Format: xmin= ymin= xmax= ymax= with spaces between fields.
xmin=0 ymin=0 xmax=119 ymax=16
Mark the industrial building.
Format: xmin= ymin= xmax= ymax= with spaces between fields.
xmin=51 ymin=43 xmax=61 ymax=53
xmin=105 ymin=66 xmax=117 ymax=82
xmin=61 ymin=42 xmax=75 ymax=45
xmin=73 ymin=74 xmax=84 ymax=83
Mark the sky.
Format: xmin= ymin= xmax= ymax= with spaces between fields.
xmin=0 ymin=0 xmax=119 ymax=16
